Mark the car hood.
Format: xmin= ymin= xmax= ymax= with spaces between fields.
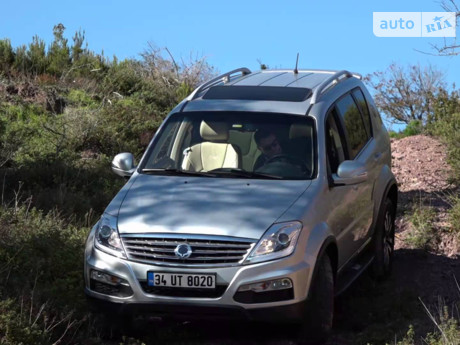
xmin=114 ymin=174 xmax=311 ymax=239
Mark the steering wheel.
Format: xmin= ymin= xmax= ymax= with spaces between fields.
xmin=265 ymin=154 xmax=311 ymax=174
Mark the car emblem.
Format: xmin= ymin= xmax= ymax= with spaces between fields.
xmin=174 ymin=244 xmax=192 ymax=259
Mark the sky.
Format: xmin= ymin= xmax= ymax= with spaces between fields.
xmin=1 ymin=0 xmax=459 ymax=130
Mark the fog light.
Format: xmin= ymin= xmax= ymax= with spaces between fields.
xmin=90 ymin=270 xmax=129 ymax=286
xmin=237 ymin=278 xmax=293 ymax=293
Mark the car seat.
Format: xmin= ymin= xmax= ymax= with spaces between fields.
xmin=181 ymin=120 xmax=241 ymax=172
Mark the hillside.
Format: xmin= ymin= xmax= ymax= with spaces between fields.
xmin=1 ymin=27 xmax=459 ymax=343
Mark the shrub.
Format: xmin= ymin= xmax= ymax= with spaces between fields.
xmin=430 ymin=89 xmax=460 ymax=184
xmin=402 ymin=119 xmax=423 ymax=136
xmin=66 ymin=89 xmax=98 ymax=108
xmin=447 ymin=194 xmax=460 ymax=235
xmin=0 ymin=205 xmax=90 ymax=344
xmin=405 ymin=202 xmax=436 ymax=250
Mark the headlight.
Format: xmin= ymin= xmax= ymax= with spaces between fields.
xmin=94 ymin=213 xmax=126 ymax=258
xmin=245 ymin=221 xmax=302 ymax=264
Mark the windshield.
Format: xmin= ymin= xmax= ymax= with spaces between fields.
xmin=140 ymin=112 xmax=316 ymax=180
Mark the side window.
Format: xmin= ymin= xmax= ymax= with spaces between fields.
xmin=336 ymin=94 xmax=369 ymax=159
xmin=352 ymin=89 xmax=372 ymax=137
xmin=325 ymin=108 xmax=346 ymax=174
xmin=147 ymin=120 xmax=181 ymax=168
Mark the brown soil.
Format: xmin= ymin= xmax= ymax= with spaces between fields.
xmin=391 ymin=135 xmax=459 ymax=257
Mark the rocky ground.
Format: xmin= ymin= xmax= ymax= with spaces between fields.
xmin=391 ymin=135 xmax=459 ymax=257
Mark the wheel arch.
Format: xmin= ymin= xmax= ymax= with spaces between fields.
xmin=306 ymin=235 xmax=338 ymax=300
xmin=371 ymin=167 xmax=398 ymax=237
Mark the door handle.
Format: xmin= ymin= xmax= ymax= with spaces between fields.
xmin=373 ymin=152 xmax=382 ymax=162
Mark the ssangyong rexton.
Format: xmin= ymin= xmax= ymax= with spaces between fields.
xmin=84 ymin=68 xmax=398 ymax=341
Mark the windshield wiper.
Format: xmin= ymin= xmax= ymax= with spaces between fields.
xmin=141 ymin=168 xmax=216 ymax=177
xmin=209 ymin=168 xmax=283 ymax=179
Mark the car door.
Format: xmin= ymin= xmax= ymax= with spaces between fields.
xmin=337 ymin=92 xmax=376 ymax=262
xmin=325 ymin=93 xmax=375 ymax=267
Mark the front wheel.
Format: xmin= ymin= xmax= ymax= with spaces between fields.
xmin=298 ymin=254 xmax=334 ymax=344
xmin=371 ymin=198 xmax=396 ymax=279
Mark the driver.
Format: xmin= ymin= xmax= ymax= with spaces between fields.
xmin=253 ymin=129 xmax=283 ymax=170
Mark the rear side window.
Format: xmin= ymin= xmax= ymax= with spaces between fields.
xmin=325 ymin=109 xmax=346 ymax=174
xmin=336 ymin=94 xmax=368 ymax=159
xmin=352 ymin=89 xmax=372 ymax=137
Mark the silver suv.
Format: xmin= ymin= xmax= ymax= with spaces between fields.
xmin=84 ymin=68 xmax=397 ymax=341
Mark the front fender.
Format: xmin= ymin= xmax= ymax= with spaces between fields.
xmin=302 ymin=222 xmax=336 ymax=299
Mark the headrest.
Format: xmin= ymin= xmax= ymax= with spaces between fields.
xmin=229 ymin=131 xmax=252 ymax=155
xmin=289 ymin=123 xmax=312 ymax=139
xmin=200 ymin=121 xmax=229 ymax=142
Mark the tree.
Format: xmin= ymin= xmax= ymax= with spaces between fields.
xmin=47 ymin=23 xmax=71 ymax=76
xmin=140 ymin=43 xmax=216 ymax=95
xmin=429 ymin=0 xmax=460 ymax=56
xmin=28 ymin=35 xmax=47 ymax=75
xmin=13 ymin=45 xmax=28 ymax=74
xmin=0 ymin=39 xmax=14 ymax=74
xmin=365 ymin=63 xmax=446 ymax=125
xmin=71 ymin=29 xmax=85 ymax=63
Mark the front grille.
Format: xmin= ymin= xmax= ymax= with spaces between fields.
xmin=121 ymin=234 xmax=256 ymax=267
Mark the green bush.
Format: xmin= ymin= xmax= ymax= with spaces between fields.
xmin=388 ymin=120 xmax=423 ymax=139
xmin=0 ymin=205 xmax=89 ymax=344
xmin=66 ymin=89 xmax=99 ymax=108
xmin=430 ymin=90 xmax=460 ymax=184
xmin=431 ymin=112 xmax=460 ymax=184
xmin=424 ymin=307 xmax=460 ymax=345
xmin=395 ymin=306 xmax=460 ymax=345
xmin=448 ymin=195 xmax=460 ymax=235
xmin=403 ymin=119 xmax=423 ymax=136
xmin=406 ymin=203 xmax=436 ymax=250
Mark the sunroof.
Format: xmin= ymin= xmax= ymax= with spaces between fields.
xmin=202 ymin=86 xmax=312 ymax=102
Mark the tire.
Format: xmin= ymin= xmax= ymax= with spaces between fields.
xmin=371 ymin=198 xmax=396 ymax=279
xmin=298 ymin=254 xmax=334 ymax=344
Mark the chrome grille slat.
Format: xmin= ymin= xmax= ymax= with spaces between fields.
xmin=123 ymin=239 xmax=250 ymax=249
xmin=124 ymin=245 xmax=176 ymax=253
xmin=129 ymin=254 xmax=244 ymax=261
xmin=121 ymin=234 xmax=256 ymax=267
xmin=191 ymin=249 xmax=248 ymax=255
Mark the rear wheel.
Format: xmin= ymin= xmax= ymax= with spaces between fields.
xmin=371 ymin=198 xmax=395 ymax=279
xmin=298 ymin=254 xmax=334 ymax=344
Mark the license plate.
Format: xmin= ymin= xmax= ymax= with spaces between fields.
xmin=147 ymin=272 xmax=216 ymax=289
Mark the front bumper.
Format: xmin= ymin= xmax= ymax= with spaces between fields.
xmin=86 ymin=292 xmax=307 ymax=322
xmin=84 ymin=245 xmax=311 ymax=321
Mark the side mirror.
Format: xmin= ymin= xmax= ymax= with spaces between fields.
xmin=332 ymin=160 xmax=368 ymax=186
xmin=112 ymin=153 xmax=136 ymax=178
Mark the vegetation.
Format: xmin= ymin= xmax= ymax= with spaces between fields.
xmin=388 ymin=120 xmax=424 ymax=139
xmin=365 ymin=63 xmax=446 ymax=125
xmin=0 ymin=24 xmax=216 ymax=344
xmin=429 ymin=88 xmax=460 ymax=184
xmin=428 ymin=0 xmax=460 ymax=56
xmin=0 ymin=24 xmax=460 ymax=344
xmin=406 ymin=202 xmax=436 ymax=250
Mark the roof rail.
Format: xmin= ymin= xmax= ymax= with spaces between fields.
xmin=310 ymin=70 xmax=361 ymax=105
xmin=188 ymin=67 xmax=251 ymax=100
